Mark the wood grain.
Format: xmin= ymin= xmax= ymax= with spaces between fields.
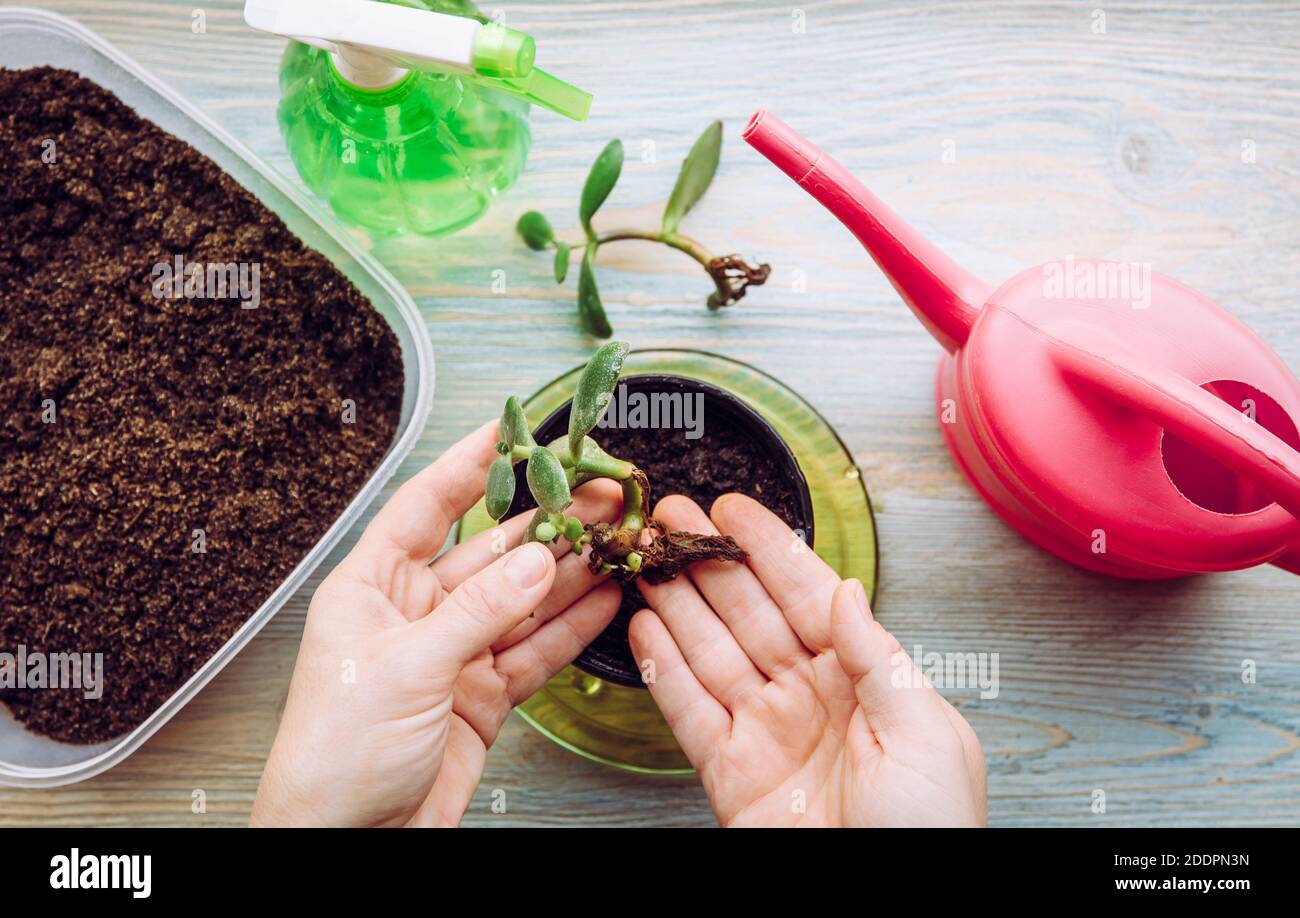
xmin=2 ymin=0 xmax=1299 ymax=826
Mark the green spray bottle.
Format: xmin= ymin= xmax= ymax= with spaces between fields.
xmin=244 ymin=0 xmax=591 ymax=236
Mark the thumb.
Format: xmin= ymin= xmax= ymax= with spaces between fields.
xmin=830 ymin=579 xmax=951 ymax=739
xmin=418 ymin=542 xmax=556 ymax=672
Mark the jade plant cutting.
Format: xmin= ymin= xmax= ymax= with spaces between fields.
xmin=484 ymin=342 xmax=747 ymax=583
xmin=516 ymin=121 xmax=772 ymax=337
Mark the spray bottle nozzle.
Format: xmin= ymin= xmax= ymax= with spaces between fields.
xmin=244 ymin=0 xmax=591 ymax=119
xmin=471 ymin=23 xmax=534 ymax=78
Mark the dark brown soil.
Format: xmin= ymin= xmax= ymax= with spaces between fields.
xmin=0 ymin=67 xmax=404 ymax=743
xmin=586 ymin=420 xmax=804 ymax=679
xmin=511 ymin=377 xmax=810 ymax=687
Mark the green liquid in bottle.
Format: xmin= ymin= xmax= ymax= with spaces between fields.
xmin=276 ymin=0 xmax=531 ymax=236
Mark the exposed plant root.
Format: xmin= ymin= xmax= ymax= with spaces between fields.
xmin=585 ymin=521 xmax=640 ymax=564
xmin=585 ymin=521 xmax=747 ymax=583
xmin=636 ymin=531 xmax=748 ymax=584
xmin=705 ymin=255 xmax=772 ymax=308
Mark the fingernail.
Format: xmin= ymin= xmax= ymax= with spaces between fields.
xmin=848 ymin=579 xmax=869 ymax=614
xmin=505 ymin=542 xmax=550 ymax=588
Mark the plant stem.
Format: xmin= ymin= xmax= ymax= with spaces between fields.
xmin=589 ymin=229 xmax=770 ymax=309
xmin=595 ymin=229 xmax=714 ymax=269
xmin=575 ymin=453 xmax=635 ymax=481
xmin=619 ymin=475 xmax=647 ymax=532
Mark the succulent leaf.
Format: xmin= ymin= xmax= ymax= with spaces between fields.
xmin=517 ymin=211 xmax=554 ymax=250
xmin=553 ymin=241 xmax=570 ymax=283
xmin=567 ymin=340 xmax=629 ymax=457
xmin=499 ymin=396 xmax=534 ymax=451
xmin=576 ymin=244 xmax=612 ymax=338
xmin=527 ymin=446 xmax=572 ymax=514
xmin=662 ymin=120 xmax=722 ymax=234
xmin=485 ymin=456 xmax=516 ymax=521
xmin=579 ymin=139 xmax=624 ymax=240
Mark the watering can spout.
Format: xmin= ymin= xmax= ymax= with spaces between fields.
xmin=743 ymin=110 xmax=988 ymax=353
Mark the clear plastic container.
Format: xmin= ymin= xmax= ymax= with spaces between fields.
xmin=0 ymin=8 xmax=435 ymax=787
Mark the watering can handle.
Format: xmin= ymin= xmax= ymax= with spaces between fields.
xmin=1044 ymin=330 xmax=1300 ymax=522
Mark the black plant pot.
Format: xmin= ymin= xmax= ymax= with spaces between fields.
xmin=505 ymin=373 xmax=815 ymax=688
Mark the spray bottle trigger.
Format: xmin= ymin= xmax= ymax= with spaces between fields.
xmin=244 ymin=0 xmax=591 ymax=116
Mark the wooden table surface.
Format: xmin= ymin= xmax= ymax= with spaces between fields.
xmin=3 ymin=0 xmax=1300 ymax=827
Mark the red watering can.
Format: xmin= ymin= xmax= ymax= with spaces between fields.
xmin=744 ymin=110 xmax=1300 ymax=579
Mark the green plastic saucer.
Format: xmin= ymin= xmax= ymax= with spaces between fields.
xmin=457 ymin=349 xmax=878 ymax=773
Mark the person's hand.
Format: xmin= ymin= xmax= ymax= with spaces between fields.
xmin=629 ymin=494 xmax=986 ymax=827
xmin=251 ymin=421 xmax=622 ymax=827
